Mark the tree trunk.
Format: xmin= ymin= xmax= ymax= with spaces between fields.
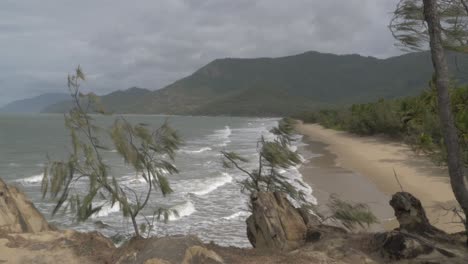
xmin=423 ymin=0 xmax=468 ymax=245
xmin=131 ymin=214 xmax=140 ymax=237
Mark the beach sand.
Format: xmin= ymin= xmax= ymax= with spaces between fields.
xmin=296 ymin=122 xmax=463 ymax=233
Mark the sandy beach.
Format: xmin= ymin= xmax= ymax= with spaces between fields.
xmin=296 ymin=122 xmax=462 ymax=233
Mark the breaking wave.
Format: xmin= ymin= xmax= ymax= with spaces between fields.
xmin=92 ymin=203 xmax=121 ymax=218
xmin=221 ymin=211 xmax=250 ymax=220
xmin=168 ymin=200 xmax=196 ymax=221
xmin=17 ymin=174 xmax=43 ymax=184
xmin=179 ymin=147 xmax=212 ymax=154
xmin=189 ymin=173 xmax=233 ymax=196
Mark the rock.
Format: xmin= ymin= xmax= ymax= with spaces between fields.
xmin=0 ymin=178 xmax=53 ymax=233
xmin=390 ymin=192 xmax=447 ymax=238
xmin=246 ymin=191 xmax=307 ymax=251
xmin=182 ymin=245 xmax=224 ymax=264
xmin=371 ymin=192 xmax=468 ymax=263
xmin=114 ymin=235 xmax=224 ymax=264
xmin=144 ymin=258 xmax=171 ymax=264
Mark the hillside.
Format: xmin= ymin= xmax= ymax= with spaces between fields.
xmin=44 ymin=50 xmax=468 ymax=116
xmin=0 ymin=93 xmax=69 ymax=113
xmin=44 ymin=87 xmax=152 ymax=113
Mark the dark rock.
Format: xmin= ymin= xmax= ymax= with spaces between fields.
xmin=390 ymin=192 xmax=447 ymax=238
xmin=371 ymin=192 xmax=468 ymax=263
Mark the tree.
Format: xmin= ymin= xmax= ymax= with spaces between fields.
xmin=42 ymin=67 xmax=182 ymax=237
xmin=222 ymin=118 xmax=378 ymax=230
xmin=390 ymin=0 xmax=468 ymax=52
xmin=391 ymin=0 xmax=468 ymax=244
xmin=221 ymin=118 xmax=310 ymax=207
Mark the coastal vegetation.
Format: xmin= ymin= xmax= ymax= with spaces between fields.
xmin=294 ymin=83 xmax=468 ymax=167
xmin=40 ymin=67 xmax=182 ymax=237
xmin=296 ymin=0 xmax=468 ymax=244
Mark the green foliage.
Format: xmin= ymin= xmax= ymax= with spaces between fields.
xmin=295 ymin=82 xmax=468 ymax=168
xmin=42 ymin=67 xmax=182 ymax=237
xmin=327 ymin=195 xmax=379 ymax=231
xmin=390 ymin=0 xmax=468 ymax=52
xmin=222 ymin=118 xmax=311 ymax=208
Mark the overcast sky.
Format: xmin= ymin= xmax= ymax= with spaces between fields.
xmin=0 ymin=0 xmax=403 ymax=106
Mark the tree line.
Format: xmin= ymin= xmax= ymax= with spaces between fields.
xmin=294 ymin=82 xmax=468 ymax=167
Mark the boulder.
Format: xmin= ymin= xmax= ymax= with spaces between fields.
xmin=390 ymin=191 xmax=447 ymax=238
xmin=246 ymin=191 xmax=308 ymax=251
xmin=372 ymin=192 xmax=468 ymax=263
xmin=113 ymin=235 xmax=224 ymax=264
xmin=0 ymin=178 xmax=53 ymax=233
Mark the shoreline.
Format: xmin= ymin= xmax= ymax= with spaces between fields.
xmin=296 ymin=122 xmax=462 ymax=233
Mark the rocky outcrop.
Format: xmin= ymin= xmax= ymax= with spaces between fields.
xmin=1 ymin=177 xmax=467 ymax=264
xmin=372 ymin=192 xmax=468 ymax=263
xmin=0 ymin=178 xmax=53 ymax=233
xmin=246 ymin=191 xmax=308 ymax=251
xmin=0 ymin=230 xmax=115 ymax=264
xmin=113 ymin=235 xmax=224 ymax=264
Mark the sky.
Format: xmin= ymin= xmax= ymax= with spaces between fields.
xmin=0 ymin=0 xmax=403 ymax=106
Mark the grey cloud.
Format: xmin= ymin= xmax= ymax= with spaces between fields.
xmin=0 ymin=0 xmax=402 ymax=106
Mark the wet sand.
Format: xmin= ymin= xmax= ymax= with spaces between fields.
xmin=296 ymin=122 xmax=462 ymax=233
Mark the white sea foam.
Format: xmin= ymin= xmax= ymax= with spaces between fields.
xmin=121 ymin=168 xmax=172 ymax=185
xmin=179 ymin=147 xmax=212 ymax=154
xmin=216 ymin=126 xmax=232 ymax=139
xmin=168 ymin=200 xmax=196 ymax=221
xmin=190 ymin=173 xmax=233 ymax=196
xmin=18 ymin=174 xmax=44 ymax=184
xmin=212 ymin=126 xmax=232 ymax=147
xmin=279 ymin=166 xmax=317 ymax=206
xmin=122 ymin=175 xmax=147 ymax=185
xmin=221 ymin=211 xmax=250 ymax=220
xmin=8 ymin=163 xmax=20 ymax=167
xmin=92 ymin=203 xmax=121 ymax=218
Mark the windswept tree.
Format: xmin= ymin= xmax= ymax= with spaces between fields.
xmin=42 ymin=66 xmax=182 ymax=237
xmin=222 ymin=118 xmax=378 ymax=230
xmin=391 ymin=0 xmax=468 ymax=244
xmin=222 ymin=118 xmax=310 ymax=207
xmin=390 ymin=0 xmax=468 ymax=51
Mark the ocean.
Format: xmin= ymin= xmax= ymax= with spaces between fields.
xmin=0 ymin=114 xmax=316 ymax=247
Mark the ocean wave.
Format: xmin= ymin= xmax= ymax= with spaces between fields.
xmin=189 ymin=173 xmax=233 ymax=196
xmin=212 ymin=126 xmax=231 ymax=147
xmin=215 ymin=126 xmax=231 ymax=139
xmin=221 ymin=211 xmax=250 ymax=220
xmin=17 ymin=174 xmax=44 ymax=184
xmin=122 ymin=175 xmax=147 ymax=185
xmin=91 ymin=203 xmax=121 ymax=218
xmin=167 ymin=200 xmax=196 ymax=221
xmin=179 ymin=147 xmax=212 ymax=154
xmin=278 ymin=166 xmax=317 ymax=205
xmin=8 ymin=162 xmax=20 ymax=167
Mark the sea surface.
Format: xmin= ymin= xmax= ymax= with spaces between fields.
xmin=0 ymin=114 xmax=316 ymax=247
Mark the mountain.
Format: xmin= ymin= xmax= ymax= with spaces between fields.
xmin=44 ymin=87 xmax=152 ymax=113
xmin=0 ymin=93 xmax=70 ymax=113
xmin=43 ymin=50 xmax=468 ymax=116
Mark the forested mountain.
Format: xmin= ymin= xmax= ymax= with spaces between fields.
xmin=43 ymin=50 xmax=468 ymax=116
xmin=0 ymin=93 xmax=69 ymax=113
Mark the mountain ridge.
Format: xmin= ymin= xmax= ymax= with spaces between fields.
xmin=0 ymin=93 xmax=70 ymax=113
xmin=36 ymin=50 xmax=468 ymax=116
